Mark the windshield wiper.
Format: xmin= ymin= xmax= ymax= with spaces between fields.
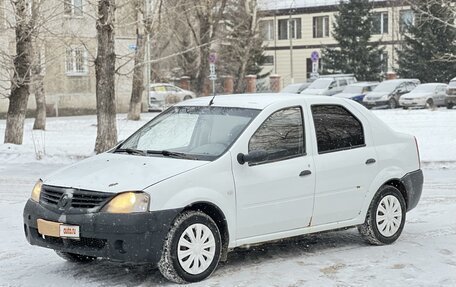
xmin=114 ymin=148 xmax=147 ymax=156
xmin=146 ymin=150 xmax=197 ymax=160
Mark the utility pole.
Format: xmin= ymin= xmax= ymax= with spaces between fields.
xmin=289 ymin=0 xmax=296 ymax=84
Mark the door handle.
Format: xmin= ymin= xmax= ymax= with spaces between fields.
xmin=299 ymin=170 xmax=312 ymax=177
xmin=365 ymin=158 xmax=376 ymax=165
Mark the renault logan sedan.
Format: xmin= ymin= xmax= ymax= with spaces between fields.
xmin=24 ymin=94 xmax=423 ymax=284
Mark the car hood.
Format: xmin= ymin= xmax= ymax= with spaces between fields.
xmin=301 ymin=88 xmax=326 ymax=95
xmin=334 ymin=93 xmax=361 ymax=99
xmin=43 ymin=153 xmax=209 ymax=193
xmin=401 ymin=92 xmax=432 ymax=99
xmin=365 ymin=91 xmax=390 ymax=98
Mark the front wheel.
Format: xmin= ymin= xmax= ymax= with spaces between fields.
xmin=425 ymin=99 xmax=435 ymax=109
xmin=358 ymin=185 xmax=406 ymax=245
xmin=388 ymin=98 xmax=398 ymax=109
xmin=158 ymin=211 xmax=222 ymax=284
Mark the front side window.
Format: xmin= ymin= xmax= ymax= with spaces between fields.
xmin=64 ymin=0 xmax=83 ymax=17
xmin=313 ymin=16 xmax=329 ymax=38
xmin=312 ymin=105 xmax=365 ymax=154
xmin=119 ymin=106 xmax=260 ymax=160
xmin=65 ymin=47 xmax=88 ymax=75
xmin=278 ymin=18 xmax=302 ymax=40
xmin=372 ymin=12 xmax=388 ymax=34
xmin=249 ymin=107 xmax=305 ymax=164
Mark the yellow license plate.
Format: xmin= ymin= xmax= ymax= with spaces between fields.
xmin=37 ymin=219 xmax=80 ymax=239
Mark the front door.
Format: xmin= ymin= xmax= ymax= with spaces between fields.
xmin=232 ymin=106 xmax=315 ymax=239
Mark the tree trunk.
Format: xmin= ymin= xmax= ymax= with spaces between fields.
xmin=94 ymin=0 xmax=117 ymax=153
xmin=4 ymin=0 xmax=32 ymax=144
xmin=32 ymin=74 xmax=46 ymax=130
xmin=127 ymin=2 xmax=146 ymax=121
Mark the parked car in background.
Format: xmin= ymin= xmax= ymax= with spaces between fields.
xmin=399 ymin=83 xmax=448 ymax=109
xmin=363 ymin=79 xmax=420 ymax=109
xmin=446 ymin=77 xmax=456 ymax=109
xmin=301 ymin=74 xmax=357 ymax=96
xmin=148 ymin=83 xmax=195 ymax=111
xmin=333 ymin=82 xmax=379 ymax=103
xmin=24 ymin=94 xmax=423 ymax=284
xmin=281 ymin=82 xmax=311 ymax=94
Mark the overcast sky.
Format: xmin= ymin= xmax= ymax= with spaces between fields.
xmin=258 ymin=0 xmax=385 ymax=10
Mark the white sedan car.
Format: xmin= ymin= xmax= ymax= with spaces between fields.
xmin=399 ymin=83 xmax=448 ymax=109
xmin=24 ymin=94 xmax=423 ymax=284
xmin=148 ymin=83 xmax=195 ymax=111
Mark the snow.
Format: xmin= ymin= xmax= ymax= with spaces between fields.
xmin=0 ymin=108 xmax=456 ymax=286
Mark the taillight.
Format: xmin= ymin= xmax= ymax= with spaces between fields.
xmin=414 ymin=136 xmax=421 ymax=169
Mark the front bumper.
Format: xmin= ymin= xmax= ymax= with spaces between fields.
xmin=446 ymin=96 xmax=456 ymax=105
xmin=399 ymin=99 xmax=426 ymax=108
xmin=23 ymin=199 xmax=181 ymax=264
xmin=401 ymin=169 xmax=424 ymax=211
xmin=363 ymin=100 xmax=389 ymax=108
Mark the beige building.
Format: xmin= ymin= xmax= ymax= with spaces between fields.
xmin=259 ymin=0 xmax=414 ymax=87
xmin=0 ymin=0 xmax=139 ymax=116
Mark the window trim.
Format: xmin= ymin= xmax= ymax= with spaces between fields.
xmin=248 ymin=106 xmax=306 ymax=166
xmin=313 ymin=15 xmax=330 ymax=38
xmin=311 ymin=104 xmax=366 ymax=155
xmin=278 ymin=18 xmax=302 ymax=40
xmin=64 ymin=0 xmax=84 ymax=18
xmin=65 ymin=46 xmax=88 ymax=76
xmin=372 ymin=11 xmax=389 ymax=35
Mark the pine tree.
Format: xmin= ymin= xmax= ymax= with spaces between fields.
xmin=396 ymin=0 xmax=456 ymax=83
xmin=322 ymin=0 xmax=384 ymax=81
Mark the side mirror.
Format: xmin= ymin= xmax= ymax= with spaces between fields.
xmin=237 ymin=150 xmax=268 ymax=165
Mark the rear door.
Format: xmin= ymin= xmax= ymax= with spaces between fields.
xmin=232 ymin=106 xmax=315 ymax=239
xmin=310 ymin=103 xmax=378 ymax=225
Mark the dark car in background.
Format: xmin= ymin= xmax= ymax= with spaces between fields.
xmin=281 ymin=82 xmax=311 ymax=94
xmin=363 ymin=79 xmax=420 ymax=109
xmin=446 ymin=77 xmax=456 ymax=109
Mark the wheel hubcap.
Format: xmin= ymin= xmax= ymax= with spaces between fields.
xmin=376 ymin=195 xmax=402 ymax=237
xmin=177 ymin=223 xmax=216 ymax=275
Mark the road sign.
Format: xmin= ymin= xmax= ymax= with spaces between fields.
xmin=208 ymin=53 xmax=217 ymax=64
xmin=311 ymin=51 xmax=319 ymax=62
xmin=209 ymin=63 xmax=216 ymax=75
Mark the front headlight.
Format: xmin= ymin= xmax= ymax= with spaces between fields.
xmin=31 ymin=180 xmax=42 ymax=202
xmin=381 ymin=94 xmax=389 ymax=100
xmin=102 ymin=192 xmax=150 ymax=213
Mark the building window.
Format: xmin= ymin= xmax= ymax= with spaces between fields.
xmin=313 ymin=16 xmax=329 ymax=38
xmin=64 ymin=0 xmax=83 ymax=17
xmin=278 ymin=18 xmax=302 ymax=40
xmin=372 ymin=12 xmax=388 ymax=34
xmin=264 ymin=55 xmax=274 ymax=66
xmin=380 ymin=52 xmax=388 ymax=73
xmin=400 ymin=10 xmax=414 ymax=32
xmin=65 ymin=47 xmax=88 ymax=75
xmin=259 ymin=20 xmax=274 ymax=41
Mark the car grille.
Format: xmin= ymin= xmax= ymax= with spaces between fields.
xmin=40 ymin=185 xmax=114 ymax=209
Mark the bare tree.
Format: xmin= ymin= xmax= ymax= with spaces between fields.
xmin=94 ymin=0 xmax=117 ymax=153
xmin=4 ymin=0 xmax=34 ymax=144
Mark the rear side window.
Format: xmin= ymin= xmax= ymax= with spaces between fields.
xmin=311 ymin=105 xmax=365 ymax=154
xmin=339 ymin=79 xmax=347 ymax=86
xmin=249 ymin=107 xmax=305 ymax=163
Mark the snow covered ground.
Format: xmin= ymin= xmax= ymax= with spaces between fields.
xmin=0 ymin=108 xmax=455 ymax=286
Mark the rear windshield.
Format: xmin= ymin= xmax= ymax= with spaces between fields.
xmin=449 ymin=81 xmax=456 ymax=88
xmin=308 ymin=78 xmax=333 ymax=89
xmin=372 ymin=81 xmax=400 ymax=93
xmin=342 ymin=86 xmax=363 ymax=94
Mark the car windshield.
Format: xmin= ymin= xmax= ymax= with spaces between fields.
xmin=449 ymin=81 xmax=456 ymax=88
xmin=342 ymin=85 xmax=363 ymax=94
xmin=372 ymin=81 xmax=401 ymax=93
xmin=308 ymin=78 xmax=333 ymax=89
xmin=117 ymin=106 xmax=260 ymax=160
xmin=411 ymin=85 xmax=437 ymax=93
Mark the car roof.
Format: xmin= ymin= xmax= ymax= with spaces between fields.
xmin=417 ymin=83 xmax=447 ymax=86
xmin=150 ymin=83 xmax=175 ymax=87
xmin=347 ymin=82 xmax=378 ymax=87
xmin=384 ymin=79 xmax=419 ymax=83
xmin=175 ymin=93 xmax=348 ymax=110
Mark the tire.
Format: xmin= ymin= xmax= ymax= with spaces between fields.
xmin=425 ymin=99 xmax=434 ymax=109
xmin=158 ymin=211 xmax=222 ymax=284
xmin=447 ymin=103 xmax=454 ymax=109
xmin=183 ymin=95 xmax=193 ymax=101
xmin=358 ymin=185 xmax=406 ymax=245
xmin=388 ymin=98 xmax=398 ymax=109
xmin=402 ymin=106 xmax=408 ymax=110
xmin=55 ymin=251 xmax=97 ymax=263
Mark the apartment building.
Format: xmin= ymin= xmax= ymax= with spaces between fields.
xmin=259 ymin=0 xmax=413 ymax=85
xmin=0 ymin=0 xmax=139 ymax=116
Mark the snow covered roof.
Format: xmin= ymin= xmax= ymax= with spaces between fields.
xmin=259 ymin=0 xmax=389 ymax=11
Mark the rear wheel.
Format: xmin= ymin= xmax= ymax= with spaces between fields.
xmin=55 ymin=251 xmax=96 ymax=263
xmin=358 ymin=185 xmax=406 ymax=245
xmin=183 ymin=95 xmax=193 ymax=101
xmin=447 ymin=103 xmax=454 ymax=109
xmin=425 ymin=99 xmax=435 ymax=109
xmin=158 ymin=211 xmax=222 ymax=284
